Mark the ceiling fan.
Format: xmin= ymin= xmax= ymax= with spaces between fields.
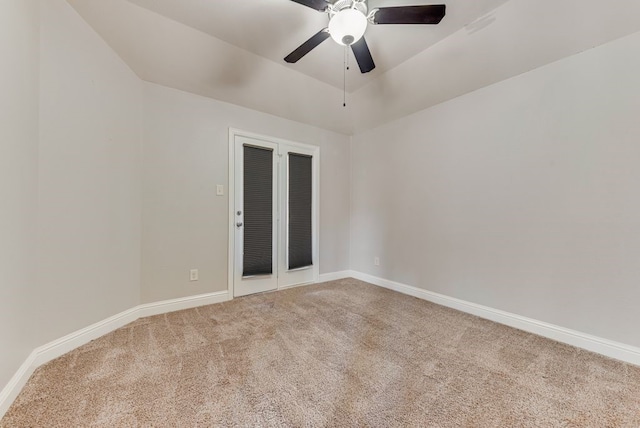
xmin=284 ymin=0 xmax=446 ymax=73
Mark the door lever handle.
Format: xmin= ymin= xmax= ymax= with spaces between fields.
xmin=236 ymin=222 xmax=243 ymax=228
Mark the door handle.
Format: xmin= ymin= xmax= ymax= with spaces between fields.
xmin=236 ymin=222 xmax=243 ymax=228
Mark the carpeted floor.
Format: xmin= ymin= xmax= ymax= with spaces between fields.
xmin=2 ymin=278 xmax=640 ymax=427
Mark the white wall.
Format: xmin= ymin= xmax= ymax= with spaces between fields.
xmin=35 ymin=0 xmax=143 ymax=345
xmin=0 ymin=0 xmax=40 ymax=389
xmin=351 ymin=31 xmax=640 ymax=347
xmin=141 ymin=83 xmax=351 ymax=303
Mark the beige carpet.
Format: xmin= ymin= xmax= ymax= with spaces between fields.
xmin=2 ymin=279 xmax=640 ymax=427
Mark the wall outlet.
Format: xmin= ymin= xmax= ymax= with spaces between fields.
xmin=374 ymin=257 xmax=380 ymax=266
xmin=190 ymin=269 xmax=199 ymax=281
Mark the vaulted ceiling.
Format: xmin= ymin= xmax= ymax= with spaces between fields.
xmin=125 ymin=0 xmax=509 ymax=92
xmin=68 ymin=0 xmax=640 ymax=134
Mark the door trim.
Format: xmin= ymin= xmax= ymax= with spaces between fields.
xmin=227 ymin=128 xmax=320 ymax=298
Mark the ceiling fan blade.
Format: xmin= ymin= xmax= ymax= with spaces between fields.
xmin=372 ymin=5 xmax=446 ymax=25
xmin=290 ymin=0 xmax=329 ymax=12
xmin=284 ymin=29 xmax=330 ymax=63
xmin=351 ymin=37 xmax=375 ymax=73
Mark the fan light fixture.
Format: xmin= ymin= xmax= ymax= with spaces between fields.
xmin=328 ymin=8 xmax=367 ymax=46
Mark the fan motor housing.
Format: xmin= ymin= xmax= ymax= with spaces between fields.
xmin=329 ymin=0 xmax=368 ymax=17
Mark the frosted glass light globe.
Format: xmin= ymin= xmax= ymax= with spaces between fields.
xmin=328 ymin=8 xmax=367 ymax=46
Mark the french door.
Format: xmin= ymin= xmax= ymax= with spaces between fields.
xmin=231 ymin=131 xmax=319 ymax=297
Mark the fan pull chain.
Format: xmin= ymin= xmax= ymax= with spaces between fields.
xmin=343 ymin=46 xmax=350 ymax=107
xmin=343 ymin=47 xmax=347 ymax=107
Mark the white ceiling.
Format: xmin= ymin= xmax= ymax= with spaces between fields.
xmin=67 ymin=0 xmax=640 ymax=135
xmin=125 ymin=0 xmax=509 ymax=92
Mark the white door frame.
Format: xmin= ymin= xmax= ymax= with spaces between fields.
xmin=227 ymin=128 xmax=320 ymax=298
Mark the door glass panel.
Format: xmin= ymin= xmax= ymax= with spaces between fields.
xmin=243 ymin=145 xmax=273 ymax=276
xmin=288 ymin=153 xmax=313 ymax=270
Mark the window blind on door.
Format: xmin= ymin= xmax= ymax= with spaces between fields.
xmin=288 ymin=153 xmax=313 ymax=270
xmin=243 ymin=145 xmax=273 ymax=277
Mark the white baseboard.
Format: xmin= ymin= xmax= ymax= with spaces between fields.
xmin=350 ymin=271 xmax=640 ymax=366
xmin=137 ymin=290 xmax=230 ymax=319
xmin=0 ymin=352 xmax=37 ymax=423
xmin=0 ymin=290 xmax=230 ymax=419
xmin=318 ymin=270 xmax=353 ymax=283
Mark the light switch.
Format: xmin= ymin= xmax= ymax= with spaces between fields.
xmin=216 ymin=184 xmax=224 ymax=196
